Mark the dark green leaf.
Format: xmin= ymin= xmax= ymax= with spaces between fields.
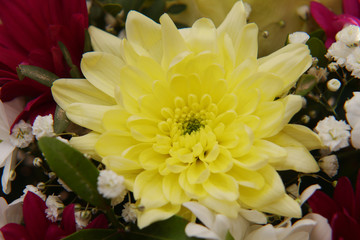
xmin=17 ymin=65 xmax=59 ymax=87
xmin=142 ymin=0 xmax=166 ymax=22
xmin=53 ymin=105 xmax=70 ymax=134
xmin=38 ymin=137 xmax=109 ymax=209
xmin=306 ymin=37 xmax=328 ymax=67
xmin=123 ymin=216 xmax=198 ymax=240
xmin=58 ymin=41 xmax=82 ymax=78
xmin=167 ymin=4 xmax=186 ymax=14
xmin=309 ymin=29 xmax=325 ymax=41
xmin=63 ymin=229 xmax=121 ymax=240
xmin=103 ymin=3 xmax=123 ymax=16
xmin=84 ymin=29 xmax=93 ymax=53
xmin=295 ymin=74 xmax=318 ymax=96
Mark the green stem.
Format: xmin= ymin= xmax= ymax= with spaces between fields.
xmin=104 ymin=206 xmax=123 ymax=229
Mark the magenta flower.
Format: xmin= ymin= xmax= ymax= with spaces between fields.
xmin=307 ymin=171 xmax=360 ymax=239
xmin=310 ymin=0 xmax=360 ymax=48
xmin=0 ymin=0 xmax=88 ymax=127
xmin=0 ymin=192 xmax=108 ymax=240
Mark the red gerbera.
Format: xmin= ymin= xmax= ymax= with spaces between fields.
xmin=310 ymin=0 xmax=360 ymax=48
xmin=0 ymin=0 xmax=88 ymax=126
xmin=307 ymin=170 xmax=360 ymax=240
xmin=0 ymin=192 xmax=108 ymax=240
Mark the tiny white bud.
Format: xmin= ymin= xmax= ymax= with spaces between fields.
xmin=33 ymin=157 xmax=43 ymax=167
xmin=318 ymin=155 xmax=339 ymax=178
xmin=328 ymin=62 xmax=339 ymax=72
xmin=327 ymin=78 xmax=341 ymax=92
xmin=288 ymin=32 xmax=310 ymax=44
xmin=297 ymin=5 xmax=310 ymax=20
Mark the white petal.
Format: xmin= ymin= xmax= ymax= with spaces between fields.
xmin=183 ymin=201 xmax=215 ymax=229
xmin=299 ymin=184 xmax=321 ymax=205
xmin=303 ymin=213 xmax=332 ymax=240
xmin=185 ymin=222 xmax=220 ymax=240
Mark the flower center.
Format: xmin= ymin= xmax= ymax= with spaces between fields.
xmin=181 ymin=117 xmax=204 ymax=135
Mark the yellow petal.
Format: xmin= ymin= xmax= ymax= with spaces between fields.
xmin=139 ymin=148 xmax=167 ymax=170
xmin=228 ymin=57 xmax=258 ymax=91
xmin=187 ymin=18 xmax=217 ymax=54
xmin=257 ymin=193 xmax=302 ymax=218
xmin=88 ymin=26 xmax=123 ymax=57
xmin=186 ymin=160 xmax=210 ymax=184
xmin=102 ymin=109 xmax=130 ymax=131
xmin=81 ymin=52 xmax=124 ymax=97
xmin=278 ymin=95 xmax=302 ymax=126
xmin=253 ymin=101 xmax=284 ymax=138
xmin=126 ymin=11 xmax=162 ymax=61
xmin=227 ymin=164 xmax=265 ymax=190
xmin=208 ymin=147 xmax=233 ymax=173
xmin=70 ymin=132 xmax=101 ymax=161
xmin=51 ymin=79 xmax=116 ymax=111
xmin=137 ymin=203 xmax=181 ymax=229
xmin=159 ymin=14 xmax=190 ymax=68
xmin=127 ymin=115 xmax=159 ymax=142
xmin=95 ymin=130 xmax=139 ymax=157
xmin=66 ymin=103 xmax=119 ymax=132
xmin=235 ymin=23 xmax=258 ymax=65
xmin=203 ymin=173 xmax=238 ymax=201
xmin=179 ymin=171 xmax=207 ymax=198
xmin=134 ymin=170 xmax=168 ymax=208
xmin=258 ymin=43 xmax=312 ymax=93
xmin=119 ymin=65 xmax=153 ymax=100
xmin=162 ymin=174 xmax=190 ymax=204
xmin=199 ymin=196 xmax=240 ymax=218
xmin=238 ymin=165 xmax=285 ymax=208
xmin=282 ymin=124 xmax=323 ymax=150
xmin=217 ymin=1 xmax=247 ymax=43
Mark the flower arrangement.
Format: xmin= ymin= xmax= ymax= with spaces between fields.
xmin=0 ymin=0 xmax=359 ymax=239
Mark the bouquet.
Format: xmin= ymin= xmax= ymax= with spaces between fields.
xmin=0 ymin=0 xmax=359 ymax=239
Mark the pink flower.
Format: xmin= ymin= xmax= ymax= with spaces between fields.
xmin=307 ymin=170 xmax=360 ymax=239
xmin=0 ymin=192 xmax=108 ymax=240
xmin=0 ymin=0 xmax=88 ymax=127
xmin=310 ymin=0 xmax=360 ymax=47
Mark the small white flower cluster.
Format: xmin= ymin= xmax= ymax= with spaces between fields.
xmin=32 ymin=114 xmax=55 ymax=140
xmin=122 ymin=202 xmax=137 ymax=223
xmin=97 ymin=170 xmax=127 ymax=205
xmin=9 ymin=120 xmax=33 ymax=148
xmin=326 ymin=25 xmax=360 ymax=78
xmin=45 ymin=195 xmax=64 ymax=222
xmin=345 ymin=92 xmax=360 ymax=149
xmin=315 ymin=116 xmax=351 ymax=152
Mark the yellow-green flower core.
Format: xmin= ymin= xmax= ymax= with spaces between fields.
xmin=52 ymin=1 xmax=322 ymax=228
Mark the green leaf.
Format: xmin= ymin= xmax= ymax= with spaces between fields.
xmin=309 ymin=29 xmax=325 ymax=41
xmin=142 ymin=0 xmax=166 ymax=22
xmin=17 ymin=65 xmax=59 ymax=87
xmin=167 ymin=4 xmax=187 ymax=14
xmin=58 ymin=41 xmax=82 ymax=78
xmin=62 ymin=229 xmax=121 ymax=240
xmin=103 ymin=3 xmax=123 ymax=16
xmin=295 ymin=74 xmax=318 ymax=96
xmin=53 ymin=105 xmax=70 ymax=134
xmin=124 ymin=216 xmax=198 ymax=240
xmin=84 ymin=29 xmax=93 ymax=53
xmin=225 ymin=231 xmax=235 ymax=240
xmin=38 ymin=137 xmax=109 ymax=209
xmin=306 ymin=37 xmax=328 ymax=67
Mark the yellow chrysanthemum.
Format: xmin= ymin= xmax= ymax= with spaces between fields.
xmin=52 ymin=1 xmax=322 ymax=228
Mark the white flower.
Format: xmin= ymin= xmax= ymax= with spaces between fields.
xmin=183 ymin=202 xmax=266 ymax=240
xmin=97 ymin=170 xmax=126 ymax=200
xmin=75 ymin=210 xmax=91 ymax=229
xmin=9 ymin=120 xmax=33 ymax=148
xmin=327 ymin=62 xmax=339 ymax=72
xmin=244 ymin=219 xmax=317 ymax=240
xmin=336 ymin=25 xmax=360 ymax=46
xmin=307 ymin=67 xmax=328 ymax=82
xmin=0 ymin=197 xmax=23 ymax=228
xmin=326 ymin=78 xmax=341 ymax=92
xmin=32 ymin=114 xmax=55 ymax=140
xmin=122 ymin=202 xmax=137 ymax=223
xmin=318 ymin=155 xmax=339 ymax=178
xmin=45 ymin=195 xmax=64 ymax=222
xmin=288 ymin=32 xmax=310 ymax=44
xmin=315 ymin=116 xmax=351 ymax=151
xmin=344 ymin=92 xmax=360 ymax=148
xmin=326 ymin=41 xmax=353 ymax=66
xmin=345 ymin=47 xmax=360 ymax=78
xmin=0 ymin=98 xmax=24 ymax=194
xmin=303 ymin=213 xmax=332 ymax=240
